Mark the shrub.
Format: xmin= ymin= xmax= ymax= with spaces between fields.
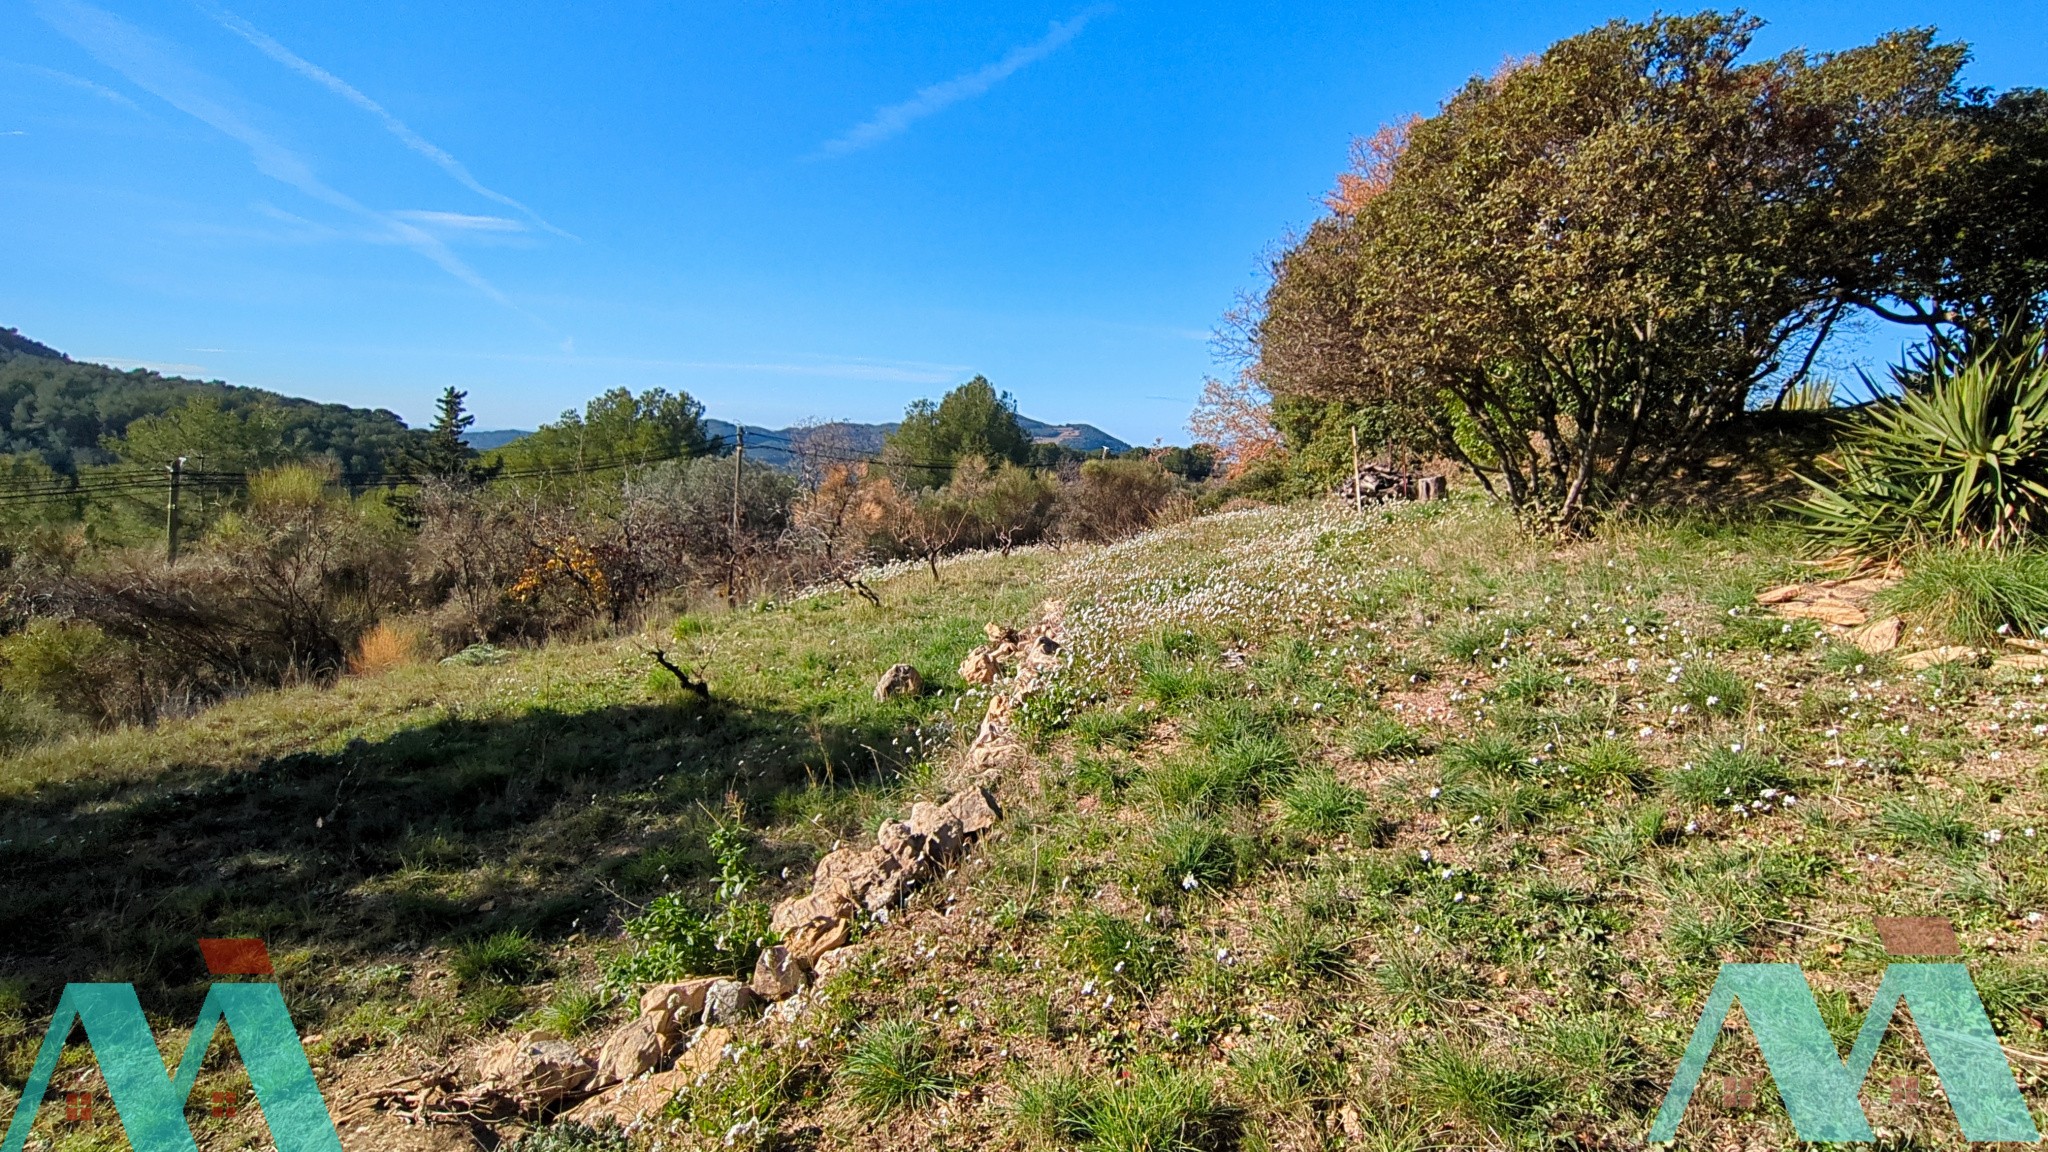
xmin=0 ymin=618 xmax=130 ymax=724
xmin=1876 ymin=546 xmax=2048 ymax=642
xmin=843 ymin=1018 xmax=951 ymax=1117
xmin=1063 ymin=458 xmax=1177 ymax=543
xmin=1798 ymin=336 xmax=2048 ymax=554
xmin=606 ymin=895 xmax=772 ymax=986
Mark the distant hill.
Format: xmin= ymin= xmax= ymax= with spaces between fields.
xmin=462 ymin=429 xmax=531 ymax=451
xmin=697 ymin=416 xmax=1131 ymax=471
xmin=0 ymin=328 xmax=422 ymax=475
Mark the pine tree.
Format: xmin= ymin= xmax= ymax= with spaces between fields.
xmin=419 ymin=387 xmax=483 ymax=479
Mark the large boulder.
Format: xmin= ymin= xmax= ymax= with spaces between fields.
xmin=750 ymin=944 xmax=810 ymax=1001
xmin=957 ymin=646 xmax=1003 ymax=685
xmin=473 ymin=1032 xmax=596 ymax=1114
xmin=940 ymin=785 xmax=1002 ymax=835
xmin=640 ymin=977 xmax=720 ymax=1037
xmin=701 ymin=979 xmax=759 ymax=1025
xmin=593 ymin=1014 xmax=673 ymax=1083
xmin=771 ymin=891 xmax=855 ymax=964
xmin=874 ymin=663 xmax=923 ymax=701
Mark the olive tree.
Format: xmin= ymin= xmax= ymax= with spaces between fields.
xmin=1257 ymin=14 xmax=1974 ymax=533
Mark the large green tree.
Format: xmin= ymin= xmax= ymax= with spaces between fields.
xmin=494 ymin=387 xmax=713 ymax=478
xmin=1256 ymin=14 xmax=1981 ymax=533
xmin=883 ymin=376 xmax=1032 ymax=489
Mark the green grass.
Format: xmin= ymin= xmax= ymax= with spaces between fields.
xmin=1012 ymin=1063 xmax=1228 ymax=1152
xmin=1349 ymin=713 xmax=1428 ymax=758
xmin=1663 ymin=745 xmax=1792 ymax=807
xmin=1278 ymin=769 xmax=1372 ymax=835
xmin=842 ymin=1018 xmax=952 ymax=1117
xmin=452 ymin=930 xmax=548 ymax=986
xmin=19 ymin=495 xmax=2048 ymax=1152
xmin=1879 ymin=546 xmax=2048 ymax=642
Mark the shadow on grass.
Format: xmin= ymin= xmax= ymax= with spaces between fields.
xmin=0 ymin=689 xmax=935 ymax=1031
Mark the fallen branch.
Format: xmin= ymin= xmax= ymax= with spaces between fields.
xmin=648 ymin=649 xmax=710 ymax=699
xmin=838 ymin=574 xmax=881 ymax=606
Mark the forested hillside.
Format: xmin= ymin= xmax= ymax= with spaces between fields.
xmin=0 ymin=328 xmax=422 ymax=475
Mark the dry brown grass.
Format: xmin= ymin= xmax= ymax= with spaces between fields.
xmin=348 ymin=620 xmax=428 ymax=677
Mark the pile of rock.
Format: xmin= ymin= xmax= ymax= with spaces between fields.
xmin=353 ymin=605 xmax=1067 ymax=1136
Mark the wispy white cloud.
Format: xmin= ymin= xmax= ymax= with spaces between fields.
xmin=815 ymin=6 xmax=1108 ymax=158
xmin=391 ymin=209 xmax=527 ymax=233
xmin=3 ymin=60 xmax=141 ymax=108
xmin=204 ymin=5 xmax=571 ymax=238
xmin=33 ymin=0 xmax=537 ymax=320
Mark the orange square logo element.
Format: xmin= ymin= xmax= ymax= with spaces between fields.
xmin=1873 ymin=917 xmax=1959 ymax=956
xmin=197 ymin=938 xmax=274 ymax=976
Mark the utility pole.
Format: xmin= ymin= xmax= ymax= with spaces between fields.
xmin=1350 ymin=427 xmax=1362 ymax=512
xmin=165 ymin=456 xmax=185 ymax=564
xmin=727 ymin=427 xmax=745 ymax=600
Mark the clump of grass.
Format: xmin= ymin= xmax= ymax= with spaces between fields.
xmin=1579 ymin=804 xmax=1668 ymax=870
xmin=1279 ymin=769 xmax=1371 ymax=836
xmin=1404 ymin=1045 xmax=1557 ymax=1139
xmin=1879 ymin=546 xmax=2048 ymax=643
xmin=1665 ymin=904 xmax=1752 ymax=964
xmin=1373 ymin=949 xmax=1477 ymax=1024
xmin=1146 ymin=733 xmax=1292 ymax=811
xmin=1011 ymin=1062 xmax=1227 ymax=1152
xmin=1072 ymin=706 xmax=1151 ymax=750
xmin=1255 ymin=907 xmax=1352 ymax=986
xmin=1567 ymin=739 xmax=1649 ymax=790
xmin=1663 ymin=745 xmax=1791 ymax=807
xmin=1135 ymin=632 xmax=1228 ymax=704
xmin=1140 ymin=814 xmax=1256 ymax=899
xmin=1879 ymin=798 xmax=1975 ymax=852
xmin=843 ymin=1018 xmax=952 ymax=1117
xmin=461 ymin=983 xmax=527 ymax=1028
xmin=1181 ymin=698 xmax=1279 ymax=751
xmin=1495 ymin=661 xmax=1565 ymax=703
xmin=1676 ymin=663 xmax=1749 ymax=717
xmin=1820 ymin=644 xmax=1895 ymax=677
xmin=505 ymin=1120 xmax=632 ymax=1152
xmin=1349 ymin=713 xmax=1427 ymax=759
xmin=452 ymin=930 xmax=547 ymax=986
xmin=349 ymin=620 xmax=428 ymax=676
xmin=531 ymin=984 xmax=612 ymax=1040
xmin=1437 ymin=619 xmax=1509 ymax=664
xmin=1435 ymin=773 xmax=1559 ymax=831
xmin=1440 ymin=732 xmax=1535 ymax=779
xmin=1058 ymin=910 xmax=1178 ymax=995
xmin=1073 ymin=753 xmax=1129 ymax=801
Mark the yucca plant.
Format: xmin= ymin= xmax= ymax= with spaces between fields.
xmin=1796 ymin=334 xmax=2048 ymax=555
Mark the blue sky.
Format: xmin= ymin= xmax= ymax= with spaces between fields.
xmin=2 ymin=2 xmax=2043 ymax=443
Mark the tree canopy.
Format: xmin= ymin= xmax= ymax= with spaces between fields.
xmin=883 ymin=376 xmax=1032 ymax=489
xmin=492 ymin=387 xmax=714 ymax=478
xmin=1253 ymin=13 xmax=2027 ymax=533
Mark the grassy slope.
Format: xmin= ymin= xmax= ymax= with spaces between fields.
xmin=721 ymin=501 xmax=2048 ymax=1152
xmin=0 ymin=550 xmax=1054 ymax=1148
xmin=9 ymin=500 xmax=2048 ymax=1151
